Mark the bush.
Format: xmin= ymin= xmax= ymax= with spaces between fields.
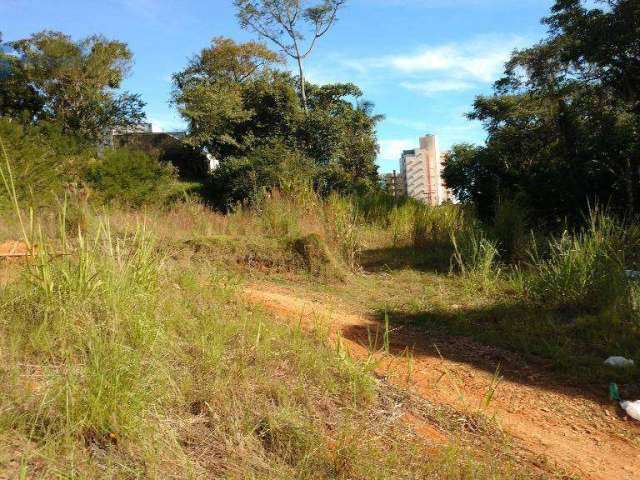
xmin=204 ymin=141 xmax=315 ymax=211
xmin=524 ymin=211 xmax=632 ymax=313
xmin=85 ymin=148 xmax=176 ymax=206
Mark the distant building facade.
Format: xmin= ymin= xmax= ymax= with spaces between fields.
xmin=399 ymin=134 xmax=450 ymax=206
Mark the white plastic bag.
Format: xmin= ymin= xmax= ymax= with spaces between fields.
xmin=620 ymin=400 xmax=640 ymax=421
xmin=604 ymin=356 xmax=635 ymax=368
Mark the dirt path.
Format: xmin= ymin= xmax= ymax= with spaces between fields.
xmin=244 ymin=285 xmax=640 ymax=480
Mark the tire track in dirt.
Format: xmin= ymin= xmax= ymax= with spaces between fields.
xmin=244 ymin=285 xmax=640 ymax=480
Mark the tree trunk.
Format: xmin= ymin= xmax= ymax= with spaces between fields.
xmin=296 ymin=56 xmax=308 ymax=113
xmin=625 ymin=157 xmax=635 ymax=214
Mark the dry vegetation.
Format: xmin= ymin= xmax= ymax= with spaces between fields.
xmin=0 ymin=184 xmax=639 ymax=478
xmin=0 ymin=194 xmax=539 ymax=479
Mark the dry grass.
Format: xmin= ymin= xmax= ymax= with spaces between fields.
xmin=0 ymin=198 xmax=535 ymax=479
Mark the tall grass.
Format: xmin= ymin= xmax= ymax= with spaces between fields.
xmin=524 ymin=210 xmax=634 ymax=313
xmin=389 ymin=202 xmax=418 ymax=247
xmin=413 ymin=203 xmax=465 ymax=249
xmin=451 ymin=227 xmax=500 ymax=289
xmin=324 ymin=194 xmax=363 ymax=270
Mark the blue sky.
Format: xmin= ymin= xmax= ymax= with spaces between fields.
xmin=1 ymin=0 xmax=556 ymax=172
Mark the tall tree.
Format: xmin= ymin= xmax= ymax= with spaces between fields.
xmin=6 ymin=31 xmax=145 ymax=140
xmin=0 ymin=33 xmax=44 ymax=120
xmin=444 ymin=0 xmax=640 ymax=227
xmin=301 ymin=82 xmax=382 ymax=193
xmin=234 ymin=0 xmax=347 ymax=111
xmin=172 ymin=37 xmax=293 ymax=158
xmin=174 ymin=36 xmax=382 ymax=208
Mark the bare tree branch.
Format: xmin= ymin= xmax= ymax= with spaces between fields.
xmin=234 ymin=0 xmax=347 ymax=111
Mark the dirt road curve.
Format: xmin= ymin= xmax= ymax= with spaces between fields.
xmin=244 ymin=285 xmax=640 ymax=480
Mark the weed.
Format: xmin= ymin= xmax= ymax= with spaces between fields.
xmin=481 ymin=365 xmax=503 ymax=409
xmin=451 ymin=227 xmax=500 ymax=290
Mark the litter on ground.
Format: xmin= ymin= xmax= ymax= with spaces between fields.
xmin=610 ymin=383 xmax=640 ymax=422
xmin=604 ymin=356 xmax=635 ymax=368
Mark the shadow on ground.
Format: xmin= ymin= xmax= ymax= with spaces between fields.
xmin=341 ymin=300 xmax=640 ymax=402
xmin=357 ymin=246 xmax=452 ymax=273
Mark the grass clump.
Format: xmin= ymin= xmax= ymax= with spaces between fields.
xmin=324 ymin=194 xmax=362 ymax=270
xmin=290 ymin=233 xmax=345 ymax=280
xmin=413 ymin=202 xmax=464 ymax=250
xmin=524 ymin=211 xmax=635 ymax=313
xmin=451 ymin=227 xmax=500 ymax=290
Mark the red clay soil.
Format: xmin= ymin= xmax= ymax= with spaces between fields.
xmin=0 ymin=241 xmax=31 ymax=258
xmin=244 ymin=285 xmax=640 ymax=480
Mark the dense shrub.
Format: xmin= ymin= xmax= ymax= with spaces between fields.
xmin=85 ymin=148 xmax=176 ymax=206
xmin=0 ymin=118 xmax=177 ymax=209
xmin=204 ymin=141 xmax=315 ymax=210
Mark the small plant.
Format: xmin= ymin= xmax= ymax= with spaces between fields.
xmin=383 ymin=310 xmax=391 ymax=354
xmin=481 ymin=364 xmax=503 ymax=409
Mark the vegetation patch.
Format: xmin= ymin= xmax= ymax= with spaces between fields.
xmin=289 ymin=233 xmax=345 ymax=280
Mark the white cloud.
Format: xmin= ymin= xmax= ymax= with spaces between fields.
xmin=391 ymin=36 xmax=525 ymax=82
xmin=400 ymin=80 xmax=476 ymax=96
xmin=342 ymin=34 xmax=529 ymax=86
xmin=378 ymin=139 xmax=416 ymax=161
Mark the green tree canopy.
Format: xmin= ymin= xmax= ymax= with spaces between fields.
xmin=2 ymin=31 xmax=145 ymax=141
xmin=444 ymin=0 xmax=640 ymax=228
xmin=173 ymin=37 xmax=382 ymax=209
xmin=172 ymin=37 xmax=292 ymax=159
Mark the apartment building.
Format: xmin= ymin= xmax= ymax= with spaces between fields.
xmin=399 ymin=134 xmax=449 ymax=205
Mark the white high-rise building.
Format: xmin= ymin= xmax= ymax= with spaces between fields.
xmin=399 ymin=134 xmax=449 ymax=205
